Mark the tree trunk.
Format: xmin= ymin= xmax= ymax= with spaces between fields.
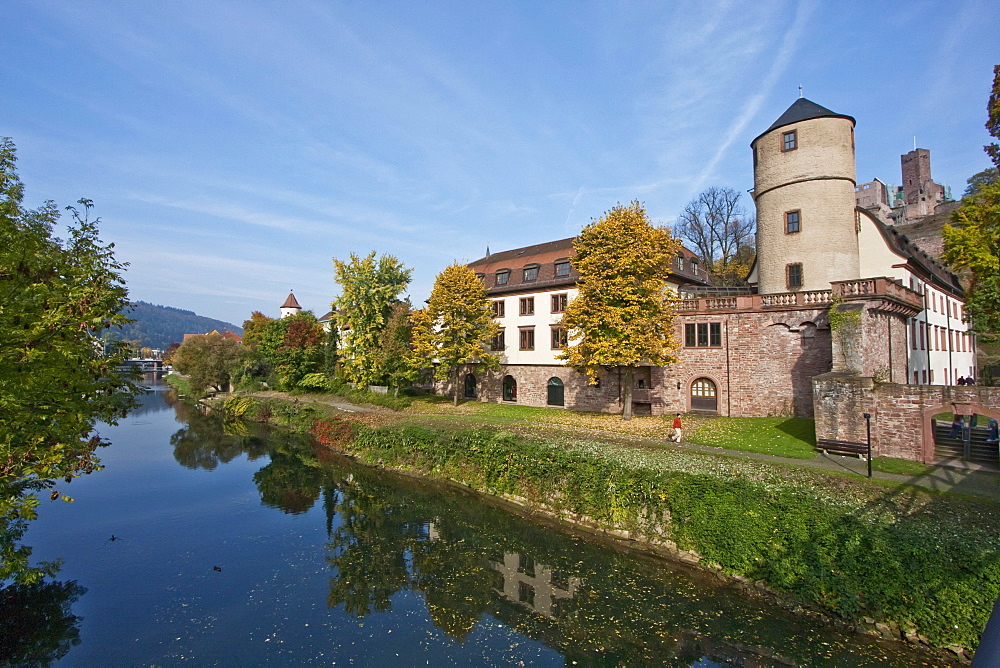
xmin=621 ymin=367 xmax=634 ymax=421
xmin=452 ymin=367 xmax=460 ymax=406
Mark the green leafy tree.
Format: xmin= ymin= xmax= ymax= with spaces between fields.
xmin=323 ymin=321 xmax=340 ymax=378
xmin=411 ymin=264 xmax=499 ymax=405
xmin=560 ymin=200 xmax=682 ymax=420
xmin=0 ymin=137 xmax=141 ymax=584
xmin=379 ymin=300 xmax=420 ymax=395
xmin=944 ymin=64 xmax=1000 ymax=341
xmin=241 ymin=311 xmax=325 ymax=390
xmin=963 ymin=167 xmax=998 ymax=198
xmin=172 ymin=332 xmax=246 ymax=396
xmin=333 ymin=252 xmax=412 ymax=387
xmin=241 ymin=311 xmax=274 ymax=347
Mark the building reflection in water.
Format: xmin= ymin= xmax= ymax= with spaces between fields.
xmin=489 ymin=552 xmax=580 ymax=619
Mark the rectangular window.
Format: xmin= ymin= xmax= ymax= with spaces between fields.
xmin=496 ymin=271 xmax=509 ymax=286
xmin=697 ymin=323 xmax=709 ymax=347
xmin=554 ymin=261 xmax=570 ymax=277
xmin=930 ymin=369 xmax=934 ymax=383
xmin=551 ymin=293 xmax=568 ymax=313
xmin=492 ymin=300 xmax=505 ymax=318
xmin=920 ymin=322 xmax=925 ymax=350
xmin=782 ymin=130 xmax=797 ymax=151
xmin=519 ymin=297 xmax=534 ymax=316
xmin=913 ymin=370 xmax=919 ymax=384
xmin=523 ymin=266 xmax=538 ymax=282
xmin=490 ymin=329 xmax=505 ymax=351
xmin=785 ymin=210 xmax=800 ymax=234
xmin=685 ymin=322 xmax=722 ymax=347
xmin=911 ymin=319 xmax=917 ymax=346
xmin=676 ymin=255 xmax=684 ymax=272
xmin=922 ymin=369 xmax=927 ymax=384
xmin=787 ymin=263 xmax=803 ymax=289
xmin=519 ymin=327 xmax=535 ymax=350
xmin=550 ymin=326 xmax=567 ymax=349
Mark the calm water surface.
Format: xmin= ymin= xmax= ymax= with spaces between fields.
xmin=17 ymin=384 xmax=954 ymax=666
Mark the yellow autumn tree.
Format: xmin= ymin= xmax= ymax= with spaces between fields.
xmin=559 ymin=201 xmax=682 ymax=420
xmin=411 ymin=263 xmax=500 ymax=405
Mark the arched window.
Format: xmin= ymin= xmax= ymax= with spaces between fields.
xmin=464 ymin=373 xmax=477 ymax=398
xmin=546 ymin=377 xmax=564 ymax=406
xmin=502 ymin=375 xmax=517 ymax=402
xmin=690 ymin=378 xmax=718 ymax=412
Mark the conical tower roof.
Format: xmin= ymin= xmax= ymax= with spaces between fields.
xmin=280 ymin=292 xmax=301 ymax=309
xmin=751 ymin=98 xmax=855 ymax=145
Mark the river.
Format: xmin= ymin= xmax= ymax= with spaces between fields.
xmin=12 ymin=383 xmax=955 ymax=665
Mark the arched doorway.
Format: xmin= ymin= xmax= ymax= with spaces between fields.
xmin=464 ymin=373 xmax=477 ymax=398
xmin=547 ymin=377 xmax=564 ymax=406
xmin=502 ymin=375 xmax=517 ymax=402
xmin=690 ymin=378 xmax=718 ymax=412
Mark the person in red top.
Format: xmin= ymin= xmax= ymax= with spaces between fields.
xmin=670 ymin=413 xmax=682 ymax=442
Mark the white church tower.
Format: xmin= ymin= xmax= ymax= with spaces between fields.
xmin=280 ymin=291 xmax=302 ymax=319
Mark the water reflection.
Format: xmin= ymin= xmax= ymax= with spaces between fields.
xmin=154 ymin=404 xmax=950 ymax=665
xmin=10 ymin=391 xmax=957 ymax=666
xmin=0 ymin=580 xmax=86 ymax=665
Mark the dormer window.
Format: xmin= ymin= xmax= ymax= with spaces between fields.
xmin=676 ymin=253 xmax=684 ymax=272
xmin=782 ymin=130 xmax=797 ymax=152
xmin=523 ymin=265 xmax=539 ymax=282
xmin=691 ymin=258 xmax=699 ymax=276
xmin=554 ymin=261 xmax=570 ymax=277
xmin=496 ymin=270 xmax=509 ymax=286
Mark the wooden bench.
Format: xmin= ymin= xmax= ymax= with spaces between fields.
xmin=817 ymin=438 xmax=869 ymax=459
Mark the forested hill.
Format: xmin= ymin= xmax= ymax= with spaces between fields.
xmin=110 ymin=301 xmax=244 ymax=350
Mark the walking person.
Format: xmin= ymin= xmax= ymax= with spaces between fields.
xmin=949 ymin=414 xmax=966 ymax=439
xmin=671 ymin=413 xmax=683 ymax=443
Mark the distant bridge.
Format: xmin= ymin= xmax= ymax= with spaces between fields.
xmin=118 ymin=358 xmax=166 ymax=373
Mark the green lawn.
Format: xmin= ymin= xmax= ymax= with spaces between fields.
xmin=870 ymin=457 xmax=934 ymax=476
xmin=684 ymin=416 xmax=817 ymax=459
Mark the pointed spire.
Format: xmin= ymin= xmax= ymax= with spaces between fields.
xmin=280 ymin=291 xmax=301 ymax=310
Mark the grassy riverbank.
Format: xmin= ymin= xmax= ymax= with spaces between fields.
xmin=220 ymin=393 xmax=998 ymax=656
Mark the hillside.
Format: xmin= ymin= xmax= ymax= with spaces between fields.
xmin=110 ymin=301 xmax=244 ymax=351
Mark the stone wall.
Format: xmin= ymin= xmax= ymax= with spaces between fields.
xmin=671 ymin=308 xmax=832 ymax=417
xmin=814 ymin=373 xmax=1000 ymax=462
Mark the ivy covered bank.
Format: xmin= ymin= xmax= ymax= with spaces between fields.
xmin=219 ymin=394 xmax=999 ymax=659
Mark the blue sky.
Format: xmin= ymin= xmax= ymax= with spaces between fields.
xmin=3 ymin=1 xmax=998 ymax=326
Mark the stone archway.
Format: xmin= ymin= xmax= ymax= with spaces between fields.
xmin=690 ymin=378 xmax=718 ymax=413
xmin=921 ymin=401 xmax=1000 ymax=465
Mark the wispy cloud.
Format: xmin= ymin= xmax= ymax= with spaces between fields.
xmin=688 ymin=0 xmax=816 ymax=194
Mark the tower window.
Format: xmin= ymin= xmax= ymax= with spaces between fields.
xmin=782 ymin=130 xmax=797 ymax=152
xmin=787 ymin=263 xmax=803 ymax=290
xmin=785 ymin=210 xmax=800 ymax=234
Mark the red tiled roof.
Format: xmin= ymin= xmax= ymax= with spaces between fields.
xmin=281 ymin=292 xmax=302 ymax=309
xmin=468 ymin=237 xmax=711 ymax=295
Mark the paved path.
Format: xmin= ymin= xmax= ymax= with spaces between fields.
xmin=242 ymin=391 xmax=1000 ymax=502
xmin=677 ymin=440 xmax=1000 ymax=501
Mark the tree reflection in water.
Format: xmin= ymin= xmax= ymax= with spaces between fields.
xmin=0 ymin=580 xmax=86 ymax=665
xmin=160 ymin=406 xmax=951 ymax=665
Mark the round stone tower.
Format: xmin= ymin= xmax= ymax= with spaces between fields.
xmin=751 ymin=98 xmax=859 ymax=295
